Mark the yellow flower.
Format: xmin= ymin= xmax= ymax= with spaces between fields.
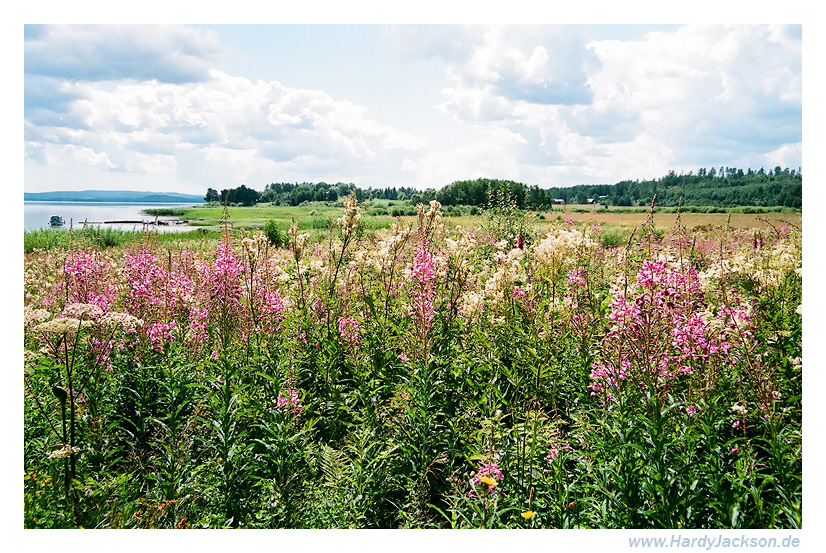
xmin=521 ymin=510 xmax=535 ymax=520
xmin=479 ymin=475 xmax=497 ymax=487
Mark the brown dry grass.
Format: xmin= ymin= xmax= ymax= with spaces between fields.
xmin=431 ymin=210 xmax=800 ymax=236
xmin=550 ymin=209 xmax=802 ymax=232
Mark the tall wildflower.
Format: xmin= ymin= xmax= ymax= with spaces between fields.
xmin=241 ymin=231 xmax=271 ymax=331
xmin=468 ymin=462 xmax=505 ymax=499
xmin=416 ymin=200 xmax=443 ymax=244
xmin=276 ymin=384 xmax=302 ymax=417
xmin=209 ymin=240 xmax=242 ymax=351
xmin=259 ymin=289 xmax=286 ymax=332
xmin=338 ymin=316 xmax=363 ymax=350
xmin=122 ymin=248 xmax=166 ymax=323
xmin=337 ymin=193 xmax=361 ymax=238
xmin=148 ymin=321 xmax=177 ymax=352
xmin=484 ymin=247 xmax=528 ymax=309
xmin=410 ymin=246 xmax=436 ymax=336
xmin=532 ymin=226 xmax=599 ymax=303
xmin=24 ymin=305 xmax=52 ymax=329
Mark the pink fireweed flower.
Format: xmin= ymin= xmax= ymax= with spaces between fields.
xmin=545 ymin=441 xmax=572 ymax=461
xmin=259 ymin=289 xmax=286 ymax=327
xmin=123 ymin=249 xmax=166 ymax=318
xmin=587 ymin=260 xmax=745 ymax=403
xmin=187 ymin=306 xmax=209 ymax=347
xmin=311 ymin=298 xmax=327 ymax=323
xmin=399 ymin=353 xmax=410 ymax=363
xmin=410 ymin=247 xmax=436 ymax=333
xmin=567 ymin=268 xmax=588 ymax=291
xmin=276 ymin=387 xmax=302 ymax=416
xmin=209 ymin=241 xmax=242 ymax=312
xmin=148 ymin=321 xmax=177 ymax=351
xmin=411 ymin=247 xmax=436 ymax=283
xmin=64 ymin=250 xmax=114 ymax=311
xmin=469 ymin=462 xmax=505 ymax=498
xmin=588 ymin=358 xmax=630 ymax=396
xmin=338 ymin=316 xmax=363 ymax=349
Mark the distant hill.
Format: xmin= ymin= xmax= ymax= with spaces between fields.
xmin=24 ymin=190 xmax=206 ymax=203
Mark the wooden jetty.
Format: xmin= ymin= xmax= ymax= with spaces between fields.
xmin=79 ymin=218 xmax=185 ymax=230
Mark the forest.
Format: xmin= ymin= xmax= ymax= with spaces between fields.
xmin=206 ymin=182 xmax=421 ymax=207
xmin=435 ymin=167 xmax=802 ymax=209
xmin=206 ymin=167 xmax=801 ymax=210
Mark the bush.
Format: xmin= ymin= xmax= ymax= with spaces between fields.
xmin=600 ymin=229 xmax=624 ymax=248
xmin=264 ymin=219 xmax=287 ymax=248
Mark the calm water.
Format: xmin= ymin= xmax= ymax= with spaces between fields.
xmin=24 ymin=202 xmax=199 ymax=232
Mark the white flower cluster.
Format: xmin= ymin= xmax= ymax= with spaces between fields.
xmin=34 ymin=317 xmax=95 ymax=337
xmin=242 ymin=232 xmax=270 ymax=263
xmin=99 ymin=311 xmax=144 ymax=330
xmin=63 ymin=303 xmax=104 ymax=320
xmin=288 ymin=222 xmax=311 ymax=260
xmin=24 ymin=306 xmax=51 ymax=328
xmin=356 ymin=223 xmax=413 ymax=274
xmin=338 ymin=194 xmax=361 ymax=238
xmin=731 ymin=402 xmax=748 ymax=416
xmin=532 ymin=228 xmax=599 ymax=279
xmin=699 ymin=239 xmax=801 ymax=290
xmin=484 ymin=248 xmax=528 ymax=304
xmin=459 ymin=289 xmax=485 ymax=319
xmin=417 ymin=200 xmax=444 ymax=240
xmin=48 ymin=445 xmax=81 ymax=459
xmin=444 ymin=226 xmax=478 ymax=257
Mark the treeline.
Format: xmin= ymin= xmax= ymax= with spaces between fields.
xmin=435 ymin=167 xmax=802 ymax=209
xmin=206 ymin=166 xmax=801 ymax=209
xmin=205 ymin=182 xmax=420 ymax=206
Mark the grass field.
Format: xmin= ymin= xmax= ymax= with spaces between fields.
xmin=173 ymin=202 xmax=800 ymax=233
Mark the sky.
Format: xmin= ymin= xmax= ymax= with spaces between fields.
xmin=21 ymin=18 xmax=804 ymax=198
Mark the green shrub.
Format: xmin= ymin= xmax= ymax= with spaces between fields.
xmin=264 ymin=219 xmax=288 ymax=248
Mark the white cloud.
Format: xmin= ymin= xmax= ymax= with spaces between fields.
xmin=414 ymin=24 xmax=802 ymax=185
xmin=761 ymin=143 xmax=802 ymax=170
xmin=66 ymin=144 xmax=117 ymax=169
xmin=124 ymin=152 xmax=178 ymax=174
xmin=26 ymin=67 xmax=427 ymax=192
xmin=25 ymin=24 xmax=228 ymax=83
xmin=401 ymin=158 xmax=418 ymax=171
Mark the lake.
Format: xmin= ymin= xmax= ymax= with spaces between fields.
xmin=24 ymin=202 xmax=200 ymax=232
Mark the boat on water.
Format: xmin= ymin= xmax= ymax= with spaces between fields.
xmin=49 ymin=215 xmax=65 ymax=227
